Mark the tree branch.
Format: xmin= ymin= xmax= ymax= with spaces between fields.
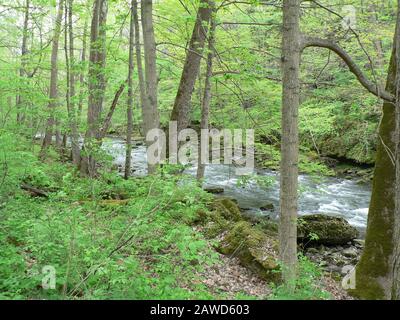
xmin=98 ymin=80 xmax=128 ymax=139
xmin=301 ymin=35 xmax=395 ymax=103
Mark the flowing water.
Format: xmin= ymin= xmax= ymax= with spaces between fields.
xmin=103 ymin=137 xmax=372 ymax=233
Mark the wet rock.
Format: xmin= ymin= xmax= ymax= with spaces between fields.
xmin=260 ymin=202 xmax=275 ymax=211
xmin=307 ymin=247 xmax=319 ymax=254
xmin=342 ymin=247 xmax=358 ymax=258
xmin=204 ymin=186 xmax=225 ymax=194
xmin=134 ymin=140 xmax=144 ymax=146
xmin=353 ymin=239 xmax=365 ymax=247
xmin=298 ymin=214 xmax=359 ymax=246
xmin=326 ymin=265 xmax=342 ymax=274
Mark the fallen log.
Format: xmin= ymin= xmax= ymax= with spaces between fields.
xmin=21 ymin=184 xmax=49 ymax=198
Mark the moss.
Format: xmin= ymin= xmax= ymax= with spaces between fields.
xmin=193 ymin=198 xmax=280 ymax=281
xmin=257 ymin=220 xmax=279 ymax=237
xmin=210 ymin=198 xmax=242 ymax=222
xmin=351 ymin=54 xmax=397 ymax=300
xmin=218 ymin=221 xmax=280 ymax=281
xmin=298 ymin=214 xmax=358 ymax=245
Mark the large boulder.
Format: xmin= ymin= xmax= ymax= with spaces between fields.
xmin=298 ymin=214 xmax=359 ymax=246
xmin=217 ymin=221 xmax=280 ymax=281
xmin=211 ymin=197 xmax=242 ymax=222
xmin=195 ymin=198 xmax=242 ymax=238
xmin=195 ymin=198 xmax=280 ymax=280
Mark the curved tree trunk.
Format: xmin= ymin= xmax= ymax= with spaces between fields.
xmin=353 ymin=4 xmax=400 ymax=299
xmin=170 ymin=0 xmax=211 ymax=132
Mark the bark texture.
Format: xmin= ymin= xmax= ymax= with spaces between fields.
xmin=40 ymin=0 xmax=65 ymax=157
xmin=65 ymin=0 xmax=80 ymax=165
xmin=141 ymin=0 xmax=160 ymax=174
xmin=352 ymin=4 xmax=400 ymax=299
xmin=80 ymin=0 xmax=108 ymax=176
xmin=125 ymin=0 xmax=135 ymax=179
xmin=197 ymin=4 xmax=215 ymax=180
xmin=279 ymin=0 xmax=300 ymax=289
xmin=170 ymin=0 xmax=212 ymax=132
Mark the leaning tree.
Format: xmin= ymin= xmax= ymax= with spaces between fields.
xmin=279 ymin=0 xmax=400 ymax=298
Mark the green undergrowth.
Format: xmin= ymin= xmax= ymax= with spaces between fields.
xmin=1 ymin=134 xmax=258 ymax=299
xmin=0 ymin=132 xmax=334 ymax=300
xmin=269 ymin=254 xmax=331 ymax=300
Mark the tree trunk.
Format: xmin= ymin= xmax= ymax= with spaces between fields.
xmin=125 ymin=1 xmax=135 ymax=179
xmin=80 ymin=0 xmax=108 ymax=176
xmin=40 ymin=0 xmax=64 ymax=158
xmin=78 ymin=17 xmax=88 ymax=126
xmin=16 ymin=0 xmax=30 ymax=124
xmin=170 ymin=0 xmax=212 ymax=132
xmin=141 ymin=0 xmax=160 ymax=174
xmin=133 ymin=0 xmax=146 ymax=131
xmin=99 ymin=81 xmax=127 ymax=139
xmin=65 ymin=0 xmax=80 ymax=166
xmin=279 ymin=0 xmax=300 ymax=290
xmin=197 ymin=4 xmax=216 ymax=180
xmin=352 ymin=4 xmax=400 ymax=299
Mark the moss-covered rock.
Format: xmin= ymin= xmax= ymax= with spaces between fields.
xmin=218 ymin=221 xmax=280 ymax=281
xmin=194 ymin=197 xmax=280 ymax=281
xmin=210 ymin=198 xmax=242 ymax=222
xmin=194 ymin=198 xmax=242 ymax=238
xmin=298 ymin=214 xmax=358 ymax=246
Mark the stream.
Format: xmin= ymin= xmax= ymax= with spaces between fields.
xmin=103 ymin=137 xmax=372 ymax=233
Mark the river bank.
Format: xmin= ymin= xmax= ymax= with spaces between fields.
xmin=102 ymin=136 xmax=372 ymax=233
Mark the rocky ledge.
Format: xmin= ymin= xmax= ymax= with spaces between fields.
xmin=194 ymin=197 xmax=363 ymax=283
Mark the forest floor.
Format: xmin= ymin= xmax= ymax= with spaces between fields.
xmin=0 ymin=134 xmax=360 ymax=300
xmin=197 ymin=252 xmax=352 ymax=300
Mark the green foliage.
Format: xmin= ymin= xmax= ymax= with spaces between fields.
xmin=0 ymin=158 xmax=223 ymax=299
xmin=254 ymin=142 xmax=334 ymax=176
xmin=237 ymin=173 xmax=275 ymax=190
xmin=269 ymin=254 xmax=331 ymax=300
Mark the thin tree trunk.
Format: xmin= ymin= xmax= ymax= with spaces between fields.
xmin=197 ymin=4 xmax=216 ymax=180
xmin=78 ymin=18 xmax=88 ymax=126
xmin=16 ymin=0 xmax=30 ymax=124
xmin=141 ymin=0 xmax=160 ymax=174
xmin=170 ymin=0 xmax=212 ymax=132
xmin=279 ymin=0 xmax=300 ymax=290
xmin=124 ymin=0 xmax=136 ymax=179
xmin=97 ymin=0 xmax=108 ymax=116
xmin=65 ymin=0 xmax=80 ymax=165
xmin=40 ymin=0 xmax=64 ymax=158
xmin=133 ymin=0 xmax=146 ymax=127
xmin=99 ymin=81 xmax=127 ymax=140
